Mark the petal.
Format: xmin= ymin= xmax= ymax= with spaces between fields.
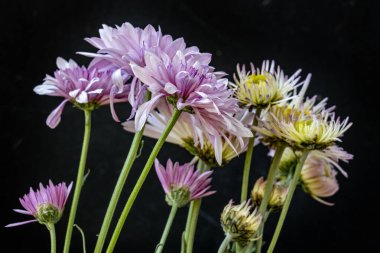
xmin=134 ymin=94 xmax=163 ymax=131
xmin=111 ymin=69 xmax=125 ymax=94
xmin=5 ymin=219 xmax=38 ymax=228
xmin=46 ymin=99 xmax=69 ymax=129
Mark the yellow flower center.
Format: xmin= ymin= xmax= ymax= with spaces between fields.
xmin=246 ymin=74 xmax=267 ymax=87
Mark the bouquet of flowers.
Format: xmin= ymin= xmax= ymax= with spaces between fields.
xmin=6 ymin=22 xmax=352 ymax=253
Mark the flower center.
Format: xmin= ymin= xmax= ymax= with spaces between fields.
xmin=246 ymin=74 xmax=267 ymax=87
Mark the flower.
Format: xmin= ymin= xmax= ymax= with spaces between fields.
xmin=251 ymin=177 xmax=289 ymax=210
xmin=6 ymin=180 xmax=72 ymax=227
xmin=154 ymin=159 xmax=215 ymax=207
xmin=123 ymin=100 xmax=251 ymax=166
xmin=130 ymin=50 xmax=252 ymax=156
xmin=34 ymin=57 xmax=129 ymax=128
xmin=230 ymin=61 xmax=302 ymax=109
xmin=275 ymin=146 xmax=353 ymax=205
xmin=80 ymin=22 xmax=200 ymax=77
xmin=79 ymin=22 xmax=201 ymax=121
xmin=220 ymin=200 xmax=262 ymax=246
xmin=254 ymin=86 xmax=352 ymax=150
xmin=300 ymin=156 xmax=339 ymax=206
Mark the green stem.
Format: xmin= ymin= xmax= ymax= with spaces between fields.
xmin=217 ymin=234 xmax=232 ymax=253
xmin=74 ymin=224 xmax=87 ymax=253
xmin=240 ymin=108 xmax=262 ymax=202
xmin=256 ymin=211 xmax=270 ymax=253
xmin=184 ymin=160 xmax=209 ymax=253
xmin=106 ymin=108 xmax=182 ymax=252
xmin=255 ymin=144 xmax=285 ymax=253
xmin=156 ymin=205 xmax=178 ymax=253
xmin=48 ymin=224 xmax=56 ymax=253
xmin=267 ymin=150 xmax=310 ymax=253
xmin=94 ymin=129 xmax=145 ymax=253
xmin=63 ymin=110 xmax=91 ymax=253
xmin=258 ymin=144 xmax=286 ymax=215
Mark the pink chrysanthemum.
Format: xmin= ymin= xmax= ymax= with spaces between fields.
xmin=79 ymin=22 xmax=201 ymax=121
xmin=6 ymin=180 xmax=73 ymax=227
xmin=34 ymin=58 xmax=129 ymax=128
xmin=155 ymin=159 xmax=215 ymax=207
xmin=131 ymin=50 xmax=252 ymax=145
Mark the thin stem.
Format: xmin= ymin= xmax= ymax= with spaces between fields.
xmin=94 ymin=129 xmax=145 ymax=253
xmin=256 ymin=211 xmax=270 ymax=253
xmin=185 ymin=160 xmax=209 ymax=253
xmin=217 ymin=234 xmax=232 ymax=253
xmin=267 ymin=150 xmax=310 ymax=253
xmin=155 ymin=205 xmax=178 ymax=253
xmin=63 ymin=110 xmax=91 ymax=253
xmin=106 ymin=108 xmax=182 ymax=253
xmin=74 ymin=224 xmax=87 ymax=253
xmin=255 ymin=144 xmax=286 ymax=253
xmin=48 ymin=224 xmax=56 ymax=253
xmin=240 ymin=108 xmax=262 ymax=202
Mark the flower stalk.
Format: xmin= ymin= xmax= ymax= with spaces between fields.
xmin=94 ymin=128 xmax=146 ymax=253
xmin=217 ymin=233 xmax=232 ymax=253
xmin=106 ymin=108 xmax=182 ymax=252
xmin=156 ymin=205 xmax=178 ymax=253
xmin=63 ymin=110 xmax=92 ymax=253
xmin=183 ymin=160 xmax=210 ymax=253
xmin=267 ymin=150 xmax=310 ymax=253
xmin=240 ymin=108 xmax=262 ymax=202
xmin=255 ymin=144 xmax=286 ymax=253
xmin=48 ymin=224 xmax=57 ymax=253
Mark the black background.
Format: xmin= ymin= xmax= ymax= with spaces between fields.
xmin=0 ymin=0 xmax=378 ymax=252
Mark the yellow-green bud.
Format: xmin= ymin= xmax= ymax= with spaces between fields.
xmin=220 ymin=201 xmax=262 ymax=246
xmin=251 ymin=178 xmax=289 ymax=210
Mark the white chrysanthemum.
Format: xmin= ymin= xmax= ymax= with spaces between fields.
xmin=254 ymin=85 xmax=352 ymax=150
xmin=123 ymin=100 xmax=252 ymax=166
xmin=230 ymin=60 xmax=303 ymax=109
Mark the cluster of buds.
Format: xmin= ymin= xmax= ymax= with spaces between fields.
xmin=220 ymin=200 xmax=262 ymax=246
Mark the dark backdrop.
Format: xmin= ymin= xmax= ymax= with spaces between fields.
xmin=0 ymin=0 xmax=378 ymax=252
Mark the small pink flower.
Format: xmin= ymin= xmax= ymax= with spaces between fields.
xmin=6 ymin=180 xmax=73 ymax=227
xmin=155 ymin=159 xmax=215 ymax=207
xmin=34 ymin=58 xmax=129 ymax=128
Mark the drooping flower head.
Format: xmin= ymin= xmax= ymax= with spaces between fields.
xmin=79 ymin=22 xmax=201 ymax=121
xmin=300 ymin=156 xmax=339 ymax=206
xmin=230 ymin=61 xmax=302 ymax=110
xmin=277 ymin=146 xmax=353 ymax=205
xmin=123 ymin=100 xmax=251 ymax=166
xmin=154 ymin=159 xmax=215 ymax=207
xmin=254 ymin=77 xmax=352 ymax=150
xmin=6 ymin=181 xmax=72 ymax=227
xmin=251 ymin=177 xmax=289 ymax=210
xmin=220 ymin=200 xmax=262 ymax=246
xmin=34 ymin=58 xmax=129 ymax=128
